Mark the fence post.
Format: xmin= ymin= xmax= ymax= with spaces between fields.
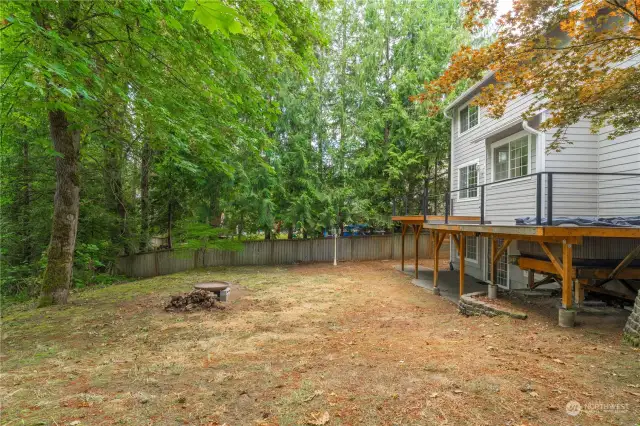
xmin=536 ymin=173 xmax=542 ymax=225
xmin=547 ymin=173 xmax=553 ymax=226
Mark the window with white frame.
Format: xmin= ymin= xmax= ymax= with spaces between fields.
xmin=459 ymin=103 xmax=479 ymax=134
xmin=465 ymin=236 xmax=477 ymax=261
xmin=492 ymin=132 xmax=535 ymax=182
xmin=454 ymin=236 xmax=478 ymax=262
xmin=458 ymin=162 xmax=478 ymax=199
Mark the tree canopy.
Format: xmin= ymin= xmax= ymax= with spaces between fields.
xmin=417 ymin=0 xmax=640 ymax=149
xmin=1 ymin=0 xmax=463 ymax=304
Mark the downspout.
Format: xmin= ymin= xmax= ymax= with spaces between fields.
xmin=522 ymin=117 xmax=545 ymax=173
xmin=522 ymin=117 xmax=547 ymax=220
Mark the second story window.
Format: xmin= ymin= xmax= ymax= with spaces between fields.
xmin=458 ymin=161 xmax=478 ymax=200
xmin=492 ymin=132 xmax=534 ymax=182
xmin=459 ymin=103 xmax=479 ymax=134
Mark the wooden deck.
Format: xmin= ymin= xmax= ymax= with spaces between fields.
xmin=392 ymin=216 xmax=640 ymax=320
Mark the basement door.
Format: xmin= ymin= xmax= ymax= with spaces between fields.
xmin=484 ymin=237 xmax=509 ymax=288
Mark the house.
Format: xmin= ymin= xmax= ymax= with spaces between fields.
xmin=443 ymin=69 xmax=640 ymax=293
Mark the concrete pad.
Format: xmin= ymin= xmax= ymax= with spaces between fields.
xmin=395 ymin=265 xmax=487 ymax=303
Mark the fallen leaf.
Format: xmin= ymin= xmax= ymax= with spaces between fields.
xmin=552 ymin=359 xmax=565 ymax=364
xmin=429 ymin=392 xmax=438 ymax=398
xmin=306 ymin=411 xmax=330 ymax=425
xmin=453 ymin=389 xmax=463 ymax=394
xmin=529 ymin=391 xmax=538 ymax=397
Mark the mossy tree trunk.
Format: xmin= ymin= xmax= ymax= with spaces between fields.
xmin=39 ymin=110 xmax=81 ymax=307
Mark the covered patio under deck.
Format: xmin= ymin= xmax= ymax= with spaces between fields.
xmin=393 ymin=216 xmax=640 ymax=327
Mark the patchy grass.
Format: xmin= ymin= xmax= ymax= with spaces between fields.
xmin=1 ymin=261 xmax=639 ymax=425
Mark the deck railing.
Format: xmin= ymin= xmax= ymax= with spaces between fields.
xmin=395 ymin=171 xmax=640 ymax=225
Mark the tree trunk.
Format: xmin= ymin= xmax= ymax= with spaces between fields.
xmin=288 ymin=226 xmax=294 ymax=240
xmin=104 ymin=142 xmax=127 ymax=253
xmin=139 ymin=139 xmax=151 ymax=251
xmin=39 ymin=110 xmax=81 ymax=307
xmin=21 ymin=137 xmax=32 ymax=263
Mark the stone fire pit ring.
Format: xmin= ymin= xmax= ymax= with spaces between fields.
xmin=194 ymin=281 xmax=231 ymax=302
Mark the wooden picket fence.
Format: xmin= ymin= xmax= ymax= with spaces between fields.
xmin=115 ymin=233 xmax=449 ymax=278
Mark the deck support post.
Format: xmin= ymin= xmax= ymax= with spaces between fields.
xmin=575 ymin=279 xmax=586 ymax=307
xmin=488 ymin=236 xmax=497 ymax=299
xmin=401 ymin=223 xmax=407 ymax=271
xmin=433 ymin=231 xmax=439 ymax=289
xmin=459 ymin=234 xmax=466 ymax=297
xmin=433 ymin=232 xmax=446 ymax=295
xmin=559 ymin=240 xmax=576 ymax=327
xmin=413 ymin=224 xmax=423 ymax=279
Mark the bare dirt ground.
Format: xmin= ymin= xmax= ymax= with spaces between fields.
xmin=2 ymin=261 xmax=639 ymax=425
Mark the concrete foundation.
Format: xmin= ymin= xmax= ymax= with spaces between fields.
xmin=558 ymin=308 xmax=576 ymax=328
xmin=487 ymin=284 xmax=498 ymax=299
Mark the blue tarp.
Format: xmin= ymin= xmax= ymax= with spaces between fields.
xmin=515 ymin=216 xmax=640 ymax=227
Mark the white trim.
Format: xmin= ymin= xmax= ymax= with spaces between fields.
xmin=457 ymin=158 xmax=480 ymax=201
xmin=458 ymin=99 xmax=480 ymax=135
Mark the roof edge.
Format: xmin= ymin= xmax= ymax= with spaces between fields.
xmin=443 ymin=71 xmax=495 ymax=114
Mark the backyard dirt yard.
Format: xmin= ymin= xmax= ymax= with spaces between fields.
xmin=2 ymin=261 xmax=639 ymax=425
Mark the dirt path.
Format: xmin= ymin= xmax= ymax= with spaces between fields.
xmin=1 ymin=261 xmax=639 ymax=425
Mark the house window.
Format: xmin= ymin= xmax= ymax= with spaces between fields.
xmin=459 ymin=104 xmax=479 ymax=134
xmin=454 ymin=236 xmax=478 ymax=262
xmin=486 ymin=237 xmax=508 ymax=287
xmin=493 ymin=133 xmax=533 ymax=182
xmin=458 ymin=162 xmax=478 ymax=199
xmin=465 ymin=236 xmax=477 ymax=261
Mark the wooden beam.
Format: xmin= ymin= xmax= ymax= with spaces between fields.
xmin=518 ymin=257 xmax=572 ymax=277
xmin=608 ymin=245 xmax=640 ymax=279
xmin=401 ymin=223 xmax=408 ymax=271
xmin=542 ymin=227 xmax=640 ymax=239
xmin=538 ymin=242 xmax=564 ymax=276
xmin=451 ymin=234 xmax=460 ymax=251
xmin=583 ymin=284 xmax=636 ymax=302
xmin=493 ymin=239 xmax=512 ymax=265
xmin=414 ymin=224 xmax=422 ymax=279
xmin=435 ymin=232 xmax=446 ymax=252
xmin=459 ymin=234 xmax=466 ymax=296
xmin=490 ymin=236 xmax=496 ymax=284
xmin=485 ymin=234 xmax=582 ymax=244
xmin=562 ymin=242 xmax=573 ymax=309
xmin=577 ymin=268 xmax=640 ymax=280
xmin=433 ymin=231 xmax=439 ymax=289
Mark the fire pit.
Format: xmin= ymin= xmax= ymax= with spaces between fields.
xmin=194 ymin=281 xmax=231 ymax=302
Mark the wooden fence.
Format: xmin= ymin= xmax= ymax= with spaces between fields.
xmin=115 ymin=233 xmax=450 ymax=278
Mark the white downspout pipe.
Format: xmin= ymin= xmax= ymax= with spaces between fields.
xmin=522 ymin=118 xmax=547 ymax=222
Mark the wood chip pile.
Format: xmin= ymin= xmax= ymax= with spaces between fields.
xmin=165 ymin=289 xmax=226 ymax=312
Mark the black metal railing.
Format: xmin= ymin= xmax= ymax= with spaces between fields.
xmin=395 ymin=171 xmax=640 ymax=226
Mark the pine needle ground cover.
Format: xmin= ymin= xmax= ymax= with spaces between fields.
xmin=2 ymin=262 xmax=638 ymax=425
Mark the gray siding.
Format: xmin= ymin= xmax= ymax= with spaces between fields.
xmin=598 ymin=126 xmax=640 ymax=217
